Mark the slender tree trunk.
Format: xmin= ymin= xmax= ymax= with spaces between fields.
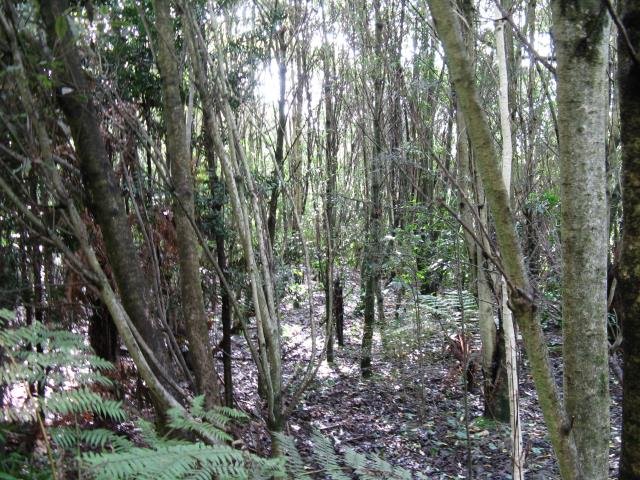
xmin=205 ymin=145 xmax=233 ymax=408
xmin=496 ymin=13 xmax=523 ymax=478
xmin=334 ymin=275 xmax=344 ymax=347
xmin=453 ymin=0 xmax=510 ymax=423
xmin=618 ymin=1 xmax=640 ymax=477
xmin=180 ymin=2 xmax=286 ymax=440
xmin=153 ymin=0 xmax=220 ymax=408
xmin=267 ymin=28 xmax=288 ymax=248
xmin=552 ymin=3 xmax=610 ymax=478
xmin=322 ymin=17 xmax=338 ymax=362
xmin=361 ymin=0 xmax=384 ymax=378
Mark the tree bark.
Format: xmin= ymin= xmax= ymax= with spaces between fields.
xmin=361 ymin=0 xmax=384 ymax=378
xmin=618 ymin=1 xmax=640 ymax=477
xmin=267 ymin=28 xmax=288 ymax=248
xmin=152 ymin=0 xmax=220 ymax=408
xmin=552 ymin=2 xmax=611 ymax=478
xmin=495 ymin=12 xmax=524 ymax=478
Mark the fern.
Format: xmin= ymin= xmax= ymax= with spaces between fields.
xmin=46 ymin=388 xmax=126 ymax=422
xmin=82 ymin=441 xmax=285 ymax=479
xmin=419 ymin=290 xmax=478 ymax=322
xmin=277 ymin=430 xmax=426 ymax=480
xmin=0 ymin=311 xmax=128 ymax=476
xmin=273 ymin=433 xmax=312 ymax=479
xmin=81 ymin=396 xmax=285 ymax=480
xmin=50 ymin=427 xmax=133 ymax=452
xmin=164 ymin=395 xmax=251 ymax=443
xmin=309 ymin=431 xmax=351 ymax=480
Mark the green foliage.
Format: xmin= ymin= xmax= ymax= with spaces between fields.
xmin=418 ymin=291 xmax=478 ymax=321
xmin=0 ymin=311 xmax=130 ymax=478
xmin=386 ymin=206 xmax=459 ymax=295
xmin=0 ymin=313 xmax=121 ymax=424
xmin=82 ymin=396 xmax=284 ymax=480
xmin=83 ymin=443 xmax=281 ymax=480
xmin=0 ymin=449 xmax=53 ymax=480
xmin=46 ymin=388 xmax=125 ymax=422
xmin=275 ymin=430 xmax=427 ymax=480
xmin=50 ymin=427 xmax=133 ymax=453
xmin=526 ymin=190 xmax=561 ymax=215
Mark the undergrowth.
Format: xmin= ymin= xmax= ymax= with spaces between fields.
xmin=0 ymin=309 xmax=427 ymax=479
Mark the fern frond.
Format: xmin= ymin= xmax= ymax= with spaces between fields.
xmin=343 ymin=448 xmax=412 ymax=480
xmin=83 ymin=443 xmax=250 ymax=480
xmin=273 ymin=432 xmax=312 ymax=480
xmin=135 ymin=419 xmax=161 ymax=446
xmin=51 ymin=427 xmax=133 ymax=452
xmin=309 ymin=431 xmax=350 ymax=480
xmin=166 ymin=406 xmax=233 ymax=443
xmin=46 ymin=388 xmax=126 ymax=421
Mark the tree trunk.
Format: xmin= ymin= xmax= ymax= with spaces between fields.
xmin=617 ymin=1 xmax=640 ymax=477
xmin=495 ymin=12 xmax=524 ymax=478
xmin=334 ymin=275 xmax=344 ymax=347
xmin=322 ymin=24 xmax=338 ymax=362
xmin=267 ymin=28 xmax=288 ymax=248
xmin=361 ymin=0 xmax=384 ymax=378
xmin=38 ymin=0 xmax=164 ymax=364
xmin=153 ymin=0 xmax=220 ymax=408
xmin=552 ymin=2 xmax=610 ymax=478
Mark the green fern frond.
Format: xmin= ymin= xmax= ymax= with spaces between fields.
xmin=46 ymin=388 xmax=126 ymax=421
xmin=51 ymin=427 xmax=133 ymax=452
xmin=83 ymin=443 xmax=253 ymax=479
xmin=277 ymin=431 xmax=421 ymax=480
xmin=135 ymin=419 xmax=161 ymax=446
xmin=309 ymin=431 xmax=351 ymax=480
xmin=343 ymin=448 xmax=411 ymax=480
xmin=213 ymin=405 xmax=250 ymax=421
xmin=0 ymin=361 xmax=46 ymax=385
xmin=273 ymin=432 xmax=312 ymax=480
xmin=166 ymin=404 xmax=233 ymax=443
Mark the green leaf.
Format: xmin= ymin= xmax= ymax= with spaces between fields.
xmin=55 ymin=15 xmax=68 ymax=39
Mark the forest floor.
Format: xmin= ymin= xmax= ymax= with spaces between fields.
xmin=224 ymin=271 xmax=622 ymax=480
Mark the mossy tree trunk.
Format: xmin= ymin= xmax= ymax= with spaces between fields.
xmin=552 ymin=2 xmax=611 ymax=478
xmin=618 ymin=1 xmax=640 ymax=477
xmin=153 ymin=0 xmax=220 ymax=408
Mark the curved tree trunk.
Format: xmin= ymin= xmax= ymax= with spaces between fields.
xmin=37 ymin=0 xmax=177 ymax=418
xmin=39 ymin=0 xmax=163 ymax=361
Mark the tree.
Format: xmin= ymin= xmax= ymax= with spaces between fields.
xmin=617 ymin=0 xmax=640 ymax=477
xmin=37 ymin=0 xmax=177 ymax=413
xmin=152 ymin=0 xmax=221 ymax=408
xmin=360 ymin=0 xmax=385 ymax=378
xmin=426 ymin=0 xmax=605 ymax=476
xmin=552 ymin=2 xmax=611 ymax=477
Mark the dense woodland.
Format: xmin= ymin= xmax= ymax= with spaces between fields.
xmin=0 ymin=0 xmax=639 ymax=478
